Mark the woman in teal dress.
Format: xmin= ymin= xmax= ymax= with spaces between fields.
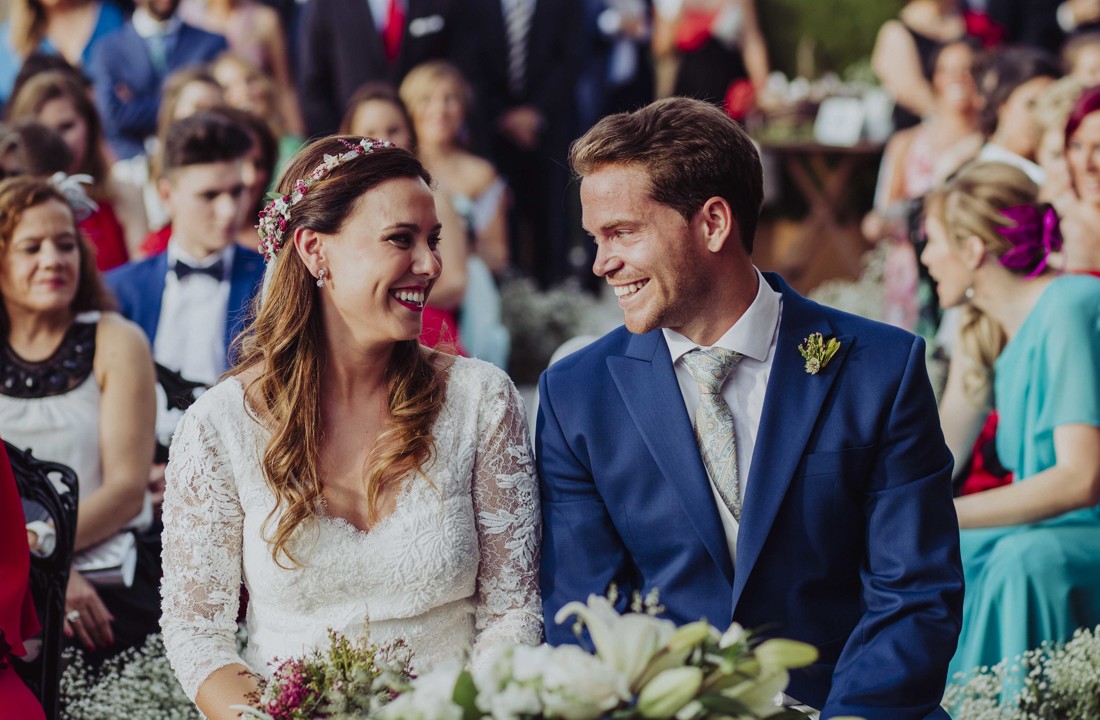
xmin=921 ymin=160 xmax=1100 ymax=681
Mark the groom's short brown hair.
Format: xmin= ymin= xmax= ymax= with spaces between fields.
xmin=569 ymin=96 xmax=763 ymax=254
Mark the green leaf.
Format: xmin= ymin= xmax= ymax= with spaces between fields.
xmin=451 ymin=670 xmax=482 ymax=720
xmin=696 ymin=693 xmax=752 ymax=715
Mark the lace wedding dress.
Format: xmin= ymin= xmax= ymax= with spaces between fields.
xmin=160 ymin=357 xmax=542 ymax=701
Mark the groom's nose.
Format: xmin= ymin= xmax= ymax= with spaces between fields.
xmin=592 ymin=240 xmax=620 ymax=278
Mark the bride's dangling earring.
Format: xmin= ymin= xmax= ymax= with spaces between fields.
xmin=317 ymin=268 xmax=327 ymax=288
xmin=964 ymin=285 xmax=974 ymax=301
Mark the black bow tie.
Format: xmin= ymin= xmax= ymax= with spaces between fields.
xmin=173 ymin=258 xmax=225 ymax=281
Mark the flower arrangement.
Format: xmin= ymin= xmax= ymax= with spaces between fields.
xmin=59 ymin=634 xmax=201 ymax=720
xmin=942 ymin=625 xmax=1100 ymax=719
xmin=797 ymin=333 xmax=840 ymax=375
xmin=235 ymin=630 xmax=413 ymax=720
xmin=380 ymin=592 xmax=853 ymax=720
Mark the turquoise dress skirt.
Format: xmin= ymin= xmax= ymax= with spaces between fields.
xmin=949 ymin=275 xmax=1100 ymax=680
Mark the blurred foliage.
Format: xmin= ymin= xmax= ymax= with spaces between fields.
xmin=758 ymin=0 xmax=905 ymax=79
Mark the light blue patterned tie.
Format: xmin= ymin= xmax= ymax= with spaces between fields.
xmin=682 ymin=348 xmax=744 ymax=522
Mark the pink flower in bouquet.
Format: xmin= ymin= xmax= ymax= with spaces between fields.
xmin=264 ymin=658 xmax=314 ymax=719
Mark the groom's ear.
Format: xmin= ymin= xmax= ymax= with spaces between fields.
xmin=698 ymin=196 xmax=736 ymax=253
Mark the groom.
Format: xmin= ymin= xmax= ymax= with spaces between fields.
xmin=536 ymin=97 xmax=964 ymax=719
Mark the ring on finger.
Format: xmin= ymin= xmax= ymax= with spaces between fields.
xmin=66 ymin=609 xmax=81 ymax=623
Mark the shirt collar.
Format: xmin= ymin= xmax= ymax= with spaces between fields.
xmin=132 ymin=8 xmax=183 ymax=38
xmin=167 ymin=240 xmax=235 ymax=277
xmin=663 ymin=268 xmax=781 ymax=364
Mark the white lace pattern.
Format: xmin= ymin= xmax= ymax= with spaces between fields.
xmin=160 ymin=357 xmax=542 ymax=701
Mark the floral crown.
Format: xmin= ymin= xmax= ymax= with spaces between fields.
xmin=256 ymin=137 xmax=396 ymax=263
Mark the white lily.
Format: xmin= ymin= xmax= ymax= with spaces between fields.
xmin=554 ymin=595 xmax=677 ymax=688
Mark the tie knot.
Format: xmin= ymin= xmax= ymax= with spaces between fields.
xmin=682 ymin=347 xmax=742 ymax=394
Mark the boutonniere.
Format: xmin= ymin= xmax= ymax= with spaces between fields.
xmin=798 ymin=333 xmax=841 ymax=375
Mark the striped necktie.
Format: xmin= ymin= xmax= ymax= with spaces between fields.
xmin=503 ymin=0 xmax=534 ymax=96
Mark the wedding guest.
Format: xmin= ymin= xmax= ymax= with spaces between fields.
xmin=400 ymin=61 xmax=509 ymax=274
xmin=652 ymin=0 xmax=768 ymax=117
xmin=87 ymin=0 xmax=227 ymax=160
xmin=0 ymin=440 xmax=45 ymax=720
xmin=7 ymin=70 xmax=140 ymax=268
xmin=1062 ymin=32 xmax=1100 ymax=86
xmin=210 ymin=52 xmax=303 ymax=168
xmin=1060 ymin=85 xmax=1100 ymax=272
xmin=112 ymin=66 xmax=225 ymax=252
xmin=178 ymin=0 xmax=305 ymax=136
xmin=453 ymin=0 xmax=584 ymax=287
xmin=137 ymin=105 xmax=278 ymax=256
xmin=341 ymin=81 xmax=468 ymax=352
xmin=160 ymin=136 xmax=541 ymax=720
xmin=400 ymin=61 xmax=511 ymax=368
xmin=0 ymin=0 xmax=123 ymax=109
xmin=1033 ymin=76 xmax=1084 ymax=215
xmin=297 ymin=0 xmax=454 ymax=135
xmin=974 ymin=45 xmax=1061 ymax=184
xmin=0 ymin=120 xmax=72 ymax=180
xmin=872 ymin=0 xmax=967 ymax=130
xmin=987 ymin=0 xmax=1100 ymax=55
xmin=340 ymin=82 xmax=417 ymax=151
xmin=920 ymin=161 xmax=1100 ymax=681
xmin=0 ymin=175 xmax=158 ymax=661
xmin=106 ymin=112 xmax=264 ymax=505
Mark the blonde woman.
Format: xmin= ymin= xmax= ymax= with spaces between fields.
xmin=920 ymin=161 xmax=1100 ymax=680
xmin=160 ymin=137 xmax=541 ymax=720
xmin=400 ymin=61 xmax=509 ymax=274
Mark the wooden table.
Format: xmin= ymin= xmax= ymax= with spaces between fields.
xmin=756 ymin=139 xmax=884 ymax=283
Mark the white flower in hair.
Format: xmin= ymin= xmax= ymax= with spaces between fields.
xmin=48 ymin=172 xmax=98 ymax=221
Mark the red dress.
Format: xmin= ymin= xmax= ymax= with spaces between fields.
xmin=0 ymin=441 xmax=46 ymax=720
xmin=78 ymin=201 xmax=129 ymax=271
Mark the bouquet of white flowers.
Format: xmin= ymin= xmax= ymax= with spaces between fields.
xmin=380 ymin=593 xmax=856 ymax=720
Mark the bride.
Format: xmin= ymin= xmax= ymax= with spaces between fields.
xmin=159 ymin=137 xmax=542 ymax=720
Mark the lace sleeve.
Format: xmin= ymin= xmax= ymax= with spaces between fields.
xmin=160 ymin=407 xmax=249 ymax=701
xmin=470 ymin=371 xmax=543 ymax=663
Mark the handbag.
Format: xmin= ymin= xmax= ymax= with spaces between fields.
xmin=73 ymin=531 xmax=137 ymax=587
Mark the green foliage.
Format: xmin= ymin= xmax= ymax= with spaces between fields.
xmin=758 ymin=0 xmax=904 ymax=78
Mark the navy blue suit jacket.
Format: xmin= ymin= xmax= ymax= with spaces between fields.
xmin=87 ymin=22 xmax=227 ymax=159
xmin=536 ymin=273 xmax=963 ymax=719
xmin=105 ymin=247 xmax=265 ymax=365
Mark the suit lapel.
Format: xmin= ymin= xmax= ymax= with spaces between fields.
xmin=225 ymin=249 xmax=262 ymax=353
xmin=360 ymin=0 xmax=388 ymax=71
xmin=607 ymin=331 xmax=734 ymax=585
xmin=731 ymin=274 xmax=851 ymax=609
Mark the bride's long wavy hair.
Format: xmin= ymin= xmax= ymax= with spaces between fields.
xmin=231 ymin=136 xmax=446 ymax=567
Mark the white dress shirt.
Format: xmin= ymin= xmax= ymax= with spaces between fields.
xmin=153 ymin=242 xmax=235 ymax=386
xmin=662 ymin=268 xmax=782 ymax=563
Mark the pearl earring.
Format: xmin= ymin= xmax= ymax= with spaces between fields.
xmin=964 ymin=286 xmax=974 ymax=301
xmin=316 ymin=268 xmax=327 ymax=288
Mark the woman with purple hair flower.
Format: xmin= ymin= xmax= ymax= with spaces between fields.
xmin=920 ymin=160 xmax=1100 ymax=681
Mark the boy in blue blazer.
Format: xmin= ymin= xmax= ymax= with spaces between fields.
xmin=107 ymin=112 xmax=263 ymax=497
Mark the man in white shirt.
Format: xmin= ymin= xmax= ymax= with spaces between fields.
xmin=107 ymin=112 xmax=264 ymax=503
xmin=537 ymin=97 xmax=963 ymax=719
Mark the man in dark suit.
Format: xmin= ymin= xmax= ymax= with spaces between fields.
xmin=537 ymin=97 xmax=964 ymax=718
xmin=107 ymin=112 xmax=264 ymax=505
xmin=87 ymin=0 xmax=226 ymax=159
xmin=453 ymin=0 xmax=584 ymax=287
xmin=298 ymin=0 xmax=453 ymax=136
